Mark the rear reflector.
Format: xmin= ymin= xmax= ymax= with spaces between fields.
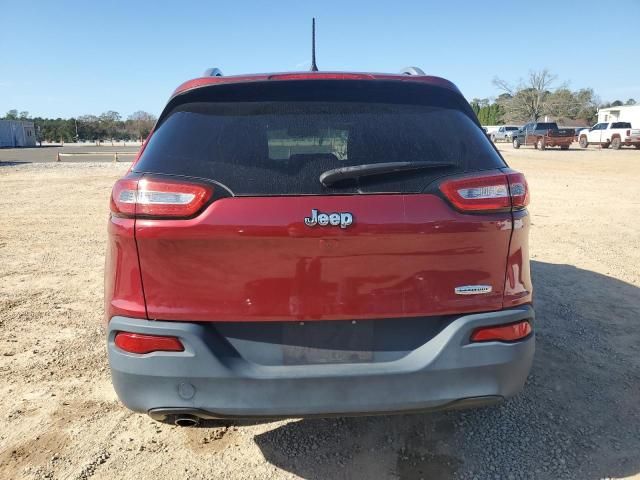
xmin=110 ymin=177 xmax=213 ymax=219
xmin=470 ymin=321 xmax=532 ymax=343
xmin=114 ymin=332 xmax=184 ymax=354
xmin=439 ymin=169 xmax=529 ymax=212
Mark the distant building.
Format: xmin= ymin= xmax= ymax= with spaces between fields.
xmin=597 ymin=105 xmax=640 ymax=126
xmin=0 ymin=120 xmax=37 ymax=147
xmin=540 ymin=116 xmax=591 ymax=129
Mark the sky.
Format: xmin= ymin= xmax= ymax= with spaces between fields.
xmin=1 ymin=0 xmax=639 ymax=119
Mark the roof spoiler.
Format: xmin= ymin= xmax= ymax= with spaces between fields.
xmin=202 ymin=66 xmax=425 ymax=78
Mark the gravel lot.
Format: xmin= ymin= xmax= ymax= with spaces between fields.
xmin=1 ymin=145 xmax=639 ymax=479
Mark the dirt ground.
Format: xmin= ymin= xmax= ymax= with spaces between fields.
xmin=1 ymin=144 xmax=640 ymax=480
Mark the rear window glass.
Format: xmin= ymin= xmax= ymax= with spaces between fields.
xmin=536 ymin=123 xmax=558 ymax=130
xmin=505 ymin=126 xmax=518 ymax=131
xmin=135 ymin=81 xmax=505 ymax=195
xmin=612 ymin=122 xmax=631 ymax=129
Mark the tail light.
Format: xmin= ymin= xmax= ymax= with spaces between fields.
xmin=470 ymin=320 xmax=532 ymax=343
xmin=627 ymin=129 xmax=631 ymax=136
xmin=114 ymin=332 xmax=184 ymax=354
xmin=506 ymin=170 xmax=530 ymax=209
xmin=110 ymin=177 xmax=213 ymax=219
xmin=439 ymin=169 xmax=529 ymax=212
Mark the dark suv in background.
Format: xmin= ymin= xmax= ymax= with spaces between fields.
xmin=105 ymin=69 xmax=534 ymax=425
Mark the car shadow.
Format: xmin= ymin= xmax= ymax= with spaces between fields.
xmin=253 ymin=261 xmax=640 ymax=479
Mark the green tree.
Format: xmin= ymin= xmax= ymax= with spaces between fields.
xmin=4 ymin=109 xmax=19 ymax=120
xmin=469 ymin=100 xmax=505 ymax=125
xmin=545 ymin=88 xmax=598 ymax=124
xmin=99 ymin=111 xmax=122 ymax=145
xmin=77 ymin=115 xmax=102 ymax=142
xmin=626 ymin=98 xmax=637 ymax=105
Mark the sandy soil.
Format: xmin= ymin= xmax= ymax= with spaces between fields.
xmin=1 ymin=145 xmax=639 ymax=479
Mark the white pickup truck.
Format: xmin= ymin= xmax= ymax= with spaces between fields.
xmin=578 ymin=122 xmax=640 ymax=149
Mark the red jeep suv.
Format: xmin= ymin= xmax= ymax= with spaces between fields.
xmin=105 ymin=69 xmax=534 ymax=425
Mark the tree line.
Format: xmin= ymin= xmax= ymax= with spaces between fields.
xmin=1 ymin=109 xmax=157 ymax=144
xmin=472 ymin=69 xmax=636 ymax=126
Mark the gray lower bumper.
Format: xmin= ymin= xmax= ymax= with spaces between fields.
xmin=107 ymin=306 xmax=534 ymax=418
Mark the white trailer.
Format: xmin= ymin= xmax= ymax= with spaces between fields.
xmin=597 ymin=105 xmax=640 ymax=127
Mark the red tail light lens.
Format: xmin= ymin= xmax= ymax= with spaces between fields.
xmin=110 ymin=177 xmax=213 ymax=219
xmin=470 ymin=320 xmax=532 ymax=343
xmin=110 ymin=178 xmax=138 ymax=217
xmin=114 ymin=332 xmax=184 ymax=354
xmin=506 ymin=170 xmax=530 ymax=209
xmin=439 ymin=170 xmax=529 ymax=212
xmin=440 ymin=171 xmax=511 ymax=212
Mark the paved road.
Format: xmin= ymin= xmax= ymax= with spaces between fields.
xmin=0 ymin=145 xmax=141 ymax=164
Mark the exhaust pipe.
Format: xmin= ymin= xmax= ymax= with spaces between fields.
xmin=174 ymin=415 xmax=200 ymax=427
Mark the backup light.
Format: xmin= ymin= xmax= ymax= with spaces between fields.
xmin=457 ymin=184 xmax=509 ymax=200
xmin=124 ymin=190 xmax=196 ymax=205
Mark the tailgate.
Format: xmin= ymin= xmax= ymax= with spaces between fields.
xmin=131 ymin=80 xmax=512 ymax=322
xmin=135 ymin=194 xmax=511 ymax=321
xmin=548 ymin=128 xmax=575 ymax=137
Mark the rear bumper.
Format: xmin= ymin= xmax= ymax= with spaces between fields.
xmin=546 ymin=137 xmax=573 ymax=146
xmin=107 ymin=306 xmax=534 ymax=418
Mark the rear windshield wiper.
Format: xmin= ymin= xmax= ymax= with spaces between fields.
xmin=319 ymin=161 xmax=455 ymax=187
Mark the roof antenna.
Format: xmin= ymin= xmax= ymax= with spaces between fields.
xmin=310 ymin=18 xmax=319 ymax=71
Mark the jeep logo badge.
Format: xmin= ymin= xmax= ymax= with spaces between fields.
xmin=304 ymin=209 xmax=353 ymax=229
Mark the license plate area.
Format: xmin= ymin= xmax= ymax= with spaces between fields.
xmin=213 ymin=316 xmax=450 ymax=367
xmin=282 ymin=321 xmax=374 ymax=365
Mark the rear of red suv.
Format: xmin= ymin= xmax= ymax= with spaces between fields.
xmin=105 ymin=72 xmax=534 ymax=423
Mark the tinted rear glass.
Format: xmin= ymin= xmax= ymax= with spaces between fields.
xmin=536 ymin=123 xmax=558 ymax=130
xmin=135 ymin=81 xmax=505 ymax=195
xmin=612 ymin=122 xmax=631 ymax=129
xmin=505 ymin=126 xmax=518 ymax=131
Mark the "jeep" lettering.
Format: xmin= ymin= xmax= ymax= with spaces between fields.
xmin=304 ymin=209 xmax=353 ymax=229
